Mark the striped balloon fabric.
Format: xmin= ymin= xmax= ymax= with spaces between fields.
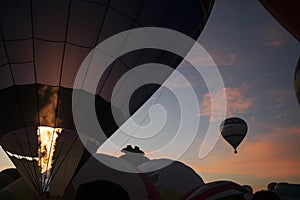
xmin=183 ymin=180 xmax=253 ymax=200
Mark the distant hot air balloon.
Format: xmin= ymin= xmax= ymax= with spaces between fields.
xmin=294 ymin=56 xmax=300 ymax=105
xmin=0 ymin=0 xmax=215 ymax=198
xmin=220 ymin=117 xmax=248 ymax=154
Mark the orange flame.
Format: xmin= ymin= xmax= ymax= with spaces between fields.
xmin=37 ymin=126 xmax=62 ymax=187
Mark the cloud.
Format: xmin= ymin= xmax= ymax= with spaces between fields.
xmin=200 ymin=86 xmax=254 ymax=120
xmin=193 ymin=125 xmax=300 ymax=179
xmin=260 ymin=24 xmax=288 ymax=47
xmin=260 ymin=89 xmax=299 ymax=119
xmin=210 ymin=52 xmax=238 ymax=67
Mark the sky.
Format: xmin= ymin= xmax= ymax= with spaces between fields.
xmin=183 ymin=0 xmax=300 ymax=192
xmin=1 ymin=0 xmax=299 ymax=194
xmin=98 ymin=0 xmax=300 ymax=192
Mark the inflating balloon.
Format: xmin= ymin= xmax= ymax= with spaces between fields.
xmin=0 ymin=0 xmax=215 ymax=198
xmin=220 ymin=117 xmax=248 ymax=154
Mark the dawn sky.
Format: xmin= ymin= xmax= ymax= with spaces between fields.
xmin=183 ymin=0 xmax=300 ymax=192
xmin=95 ymin=0 xmax=300 ymax=192
xmin=1 ymin=0 xmax=299 ymax=193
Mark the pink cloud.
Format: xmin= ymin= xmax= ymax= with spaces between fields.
xmin=209 ymin=52 xmax=238 ymax=67
xmin=200 ymin=86 xmax=254 ymax=120
xmin=260 ymin=24 xmax=288 ymax=47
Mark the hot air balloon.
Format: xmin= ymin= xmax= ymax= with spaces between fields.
xmin=0 ymin=168 xmax=20 ymax=189
xmin=138 ymin=158 xmax=204 ymax=200
xmin=0 ymin=0 xmax=215 ymax=198
xmin=294 ymin=56 xmax=300 ymax=105
xmin=182 ymin=180 xmax=253 ymax=200
xmin=272 ymin=182 xmax=300 ymax=200
xmin=220 ymin=117 xmax=248 ymax=154
xmin=71 ymin=154 xmax=161 ymax=200
xmin=0 ymin=177 xmax=36 ymax=200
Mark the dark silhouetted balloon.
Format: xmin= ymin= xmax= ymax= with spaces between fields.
xmin=139 ymin=159 xmax=205 ymax=199
xmin=72 ymin=154 xmax=161 ymax=200
xmin=182 ymin=180 xmax=252 ymax=200
xmin=220 ymin=117 xmax=248 ymax=154
xmin=0 ymin=0 xmax=215 ymax=198
xmin=0 ymin=168 xmax=20 ymax=189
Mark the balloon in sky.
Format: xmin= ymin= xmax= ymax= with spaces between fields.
xmin=294 ymin=56 xmax=300 ymax=105
xmin=0 ymin=0 xmax=215 ymax=198
xmin=220 ymin=117 xmax=248 ymax=154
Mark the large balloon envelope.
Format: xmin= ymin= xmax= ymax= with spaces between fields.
xmin=0 ymin=0 xmax=215 ymax=198
xmin=220 ymin=117 xmax=248 ymax=154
